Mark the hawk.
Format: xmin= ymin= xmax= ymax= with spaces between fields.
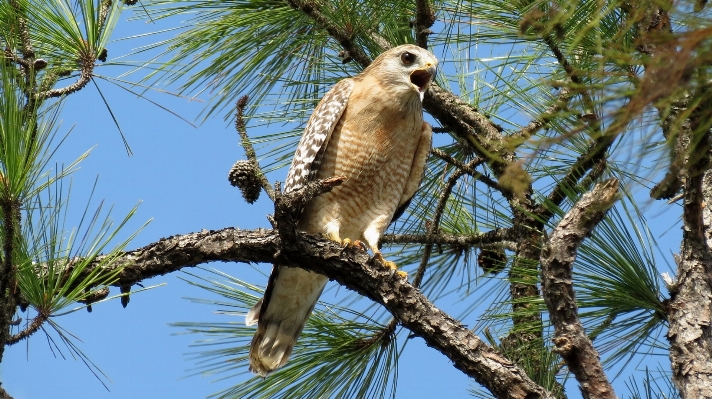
xmin=246 ymin=44 xmax=437 ymax=375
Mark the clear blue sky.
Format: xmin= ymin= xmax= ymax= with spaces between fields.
xmin=1 ymin=5 xmax=681 ymax=399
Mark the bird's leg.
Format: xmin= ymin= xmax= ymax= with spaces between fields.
xmin=364 ymin=222 xmax=407 ymax=279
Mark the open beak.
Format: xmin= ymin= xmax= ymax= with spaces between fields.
xmin=410 ymin=64 xmax=436 ymax=100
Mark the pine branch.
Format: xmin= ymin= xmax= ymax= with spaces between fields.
xmin=5 ymin=309 xmax=48 ymax=345
xmin=414 ymin=0 xmax=436 ymax=49
xmin=0 ymin=198 xmax=21 ymax=362
xmin=233 ymin=95 xmax=275 ymax=201
xmin=381 ymin=228 xmax=515 ymax=247
xmin=510 ymin=86 xmax=573 ymax=140
xmin=58 ymin=227 xmax=553 ymax=398
xmin=431 ymin=148 xmax=501 ymax=192
xmin=540 ymin=178 xmax=619 ymax=399
xmin=284 ymin=0 xmax=372 ymax=67
xmin=535 ymin=134 xmax=614 ymax=220
xmin=0 ymin=385 xmax=14 ymax=399
xmin=541 ymin=36 xmax=598 ymax=124
xmin=412 ymin=163 xmax=470 ymax=287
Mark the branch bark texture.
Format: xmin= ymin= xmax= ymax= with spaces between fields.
xmin=74 ymin=227 xmax=553 ymax=399
xmin=540 ymin=178 xmax=619 ymax=399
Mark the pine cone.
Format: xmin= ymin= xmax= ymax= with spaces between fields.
xmin=228 ymin=160 xmax=261 ymax=204
xmin=478 ymin=247 xmax=507 ymax=275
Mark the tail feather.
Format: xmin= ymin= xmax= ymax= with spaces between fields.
xmin=248 ymin=266 xmax=327 ymax=376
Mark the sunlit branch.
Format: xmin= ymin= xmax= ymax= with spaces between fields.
xmin=62 ymin=227 xmax=553 ymax=398
xmin=540 ymin=178 xmax=619 ymax=399
xmin=234 ymin=95 xmax=275 ymax=202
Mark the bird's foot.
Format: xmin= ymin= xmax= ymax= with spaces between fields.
xmin=342 ymin=238 xmax=368 ymax=251
xmin=373 ymin=252 xmax=407 ymax=279
xmin=322 ymin=234 xmax=368 ymax=252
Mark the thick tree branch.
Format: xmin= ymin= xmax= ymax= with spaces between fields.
xmin=67 ymin=227 xmax=552 ymax=398
xmin=0 ymin=385 xmax=14 ymax=399
xmin=414 ymin=0 xmax=436 ymax=49
xmin=670 ymin=167 xmax=712 ymax=398
xmin=423 ymin=85 xmax=514 ymax=174
xmin=540 ymin=178 xmax=619 ymax=399
xmin=668 ymin=92 xmax=712 ymax=398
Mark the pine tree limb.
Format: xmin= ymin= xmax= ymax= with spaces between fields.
xmin=540 ymin=178 xmax=619 ymax=399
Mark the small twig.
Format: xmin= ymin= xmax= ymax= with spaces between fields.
xmin=33 ymin=61 xmax=94 ymax=103
xmin=511 ymin=86 xmax=573 ymax=140
xmin=285 ymin=0 xmax=372 ymax=67
xmin=543 ymin=36 xmax=598 ymax=124
xmin=431 ymin=148 xmax=501 ymax=192
xmin=412 ymin=161 xmax=473 ymax=288
xmin=536 ymin=134 xmax=614 ymax=220
xmin=9 ymin=0 xmax=34 ymax=61
xmin=6 ymin=309 xmax=49 ymax=345
xmin=235 ymin=96 xmax=275 ymax=201
xmin=352 ymin=318 xmax=398 ymax=349
xmin=540 ymin=178 xmax=619 ymax=399
xmin=414 ymin=0 xmax=436 ymax=49
xmin=431 ymin=126 xmax=450 ymax=133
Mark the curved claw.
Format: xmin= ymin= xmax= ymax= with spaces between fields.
xmin=373 ymin=252 xmax=408 ymax=279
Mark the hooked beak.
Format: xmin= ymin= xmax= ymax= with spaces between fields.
xmin=410 ymin=63 xmax=436 ymax=97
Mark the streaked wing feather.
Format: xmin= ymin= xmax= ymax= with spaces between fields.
xmin=284 ymin=78 xmax=354 ymax=193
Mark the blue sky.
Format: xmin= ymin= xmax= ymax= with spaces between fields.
xmin=1 ymin=5 xmax=683 ymax=399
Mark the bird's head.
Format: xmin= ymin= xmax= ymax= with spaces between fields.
xmin=365 ymin=44 xmax=438 ymax=101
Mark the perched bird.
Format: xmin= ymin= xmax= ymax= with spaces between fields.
xmin=246 ymin=44 xmax=437 ymax=376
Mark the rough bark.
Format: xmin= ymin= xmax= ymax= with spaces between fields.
xmin=541 ymin=179 xmax=619 ymax=399
xmin=65 ymin=227 xmax=554 ymax=399
xmin=669 ymin=150 xmax=712 ymax=398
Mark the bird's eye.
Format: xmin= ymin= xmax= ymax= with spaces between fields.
xmin=400 ymin=51 xmax=416 ymax=65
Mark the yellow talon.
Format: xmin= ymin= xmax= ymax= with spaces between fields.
xmin=373 ymin=252 xmax=407 ymax=279
xmin=323 ymin=232 xmax=342 ymax=244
